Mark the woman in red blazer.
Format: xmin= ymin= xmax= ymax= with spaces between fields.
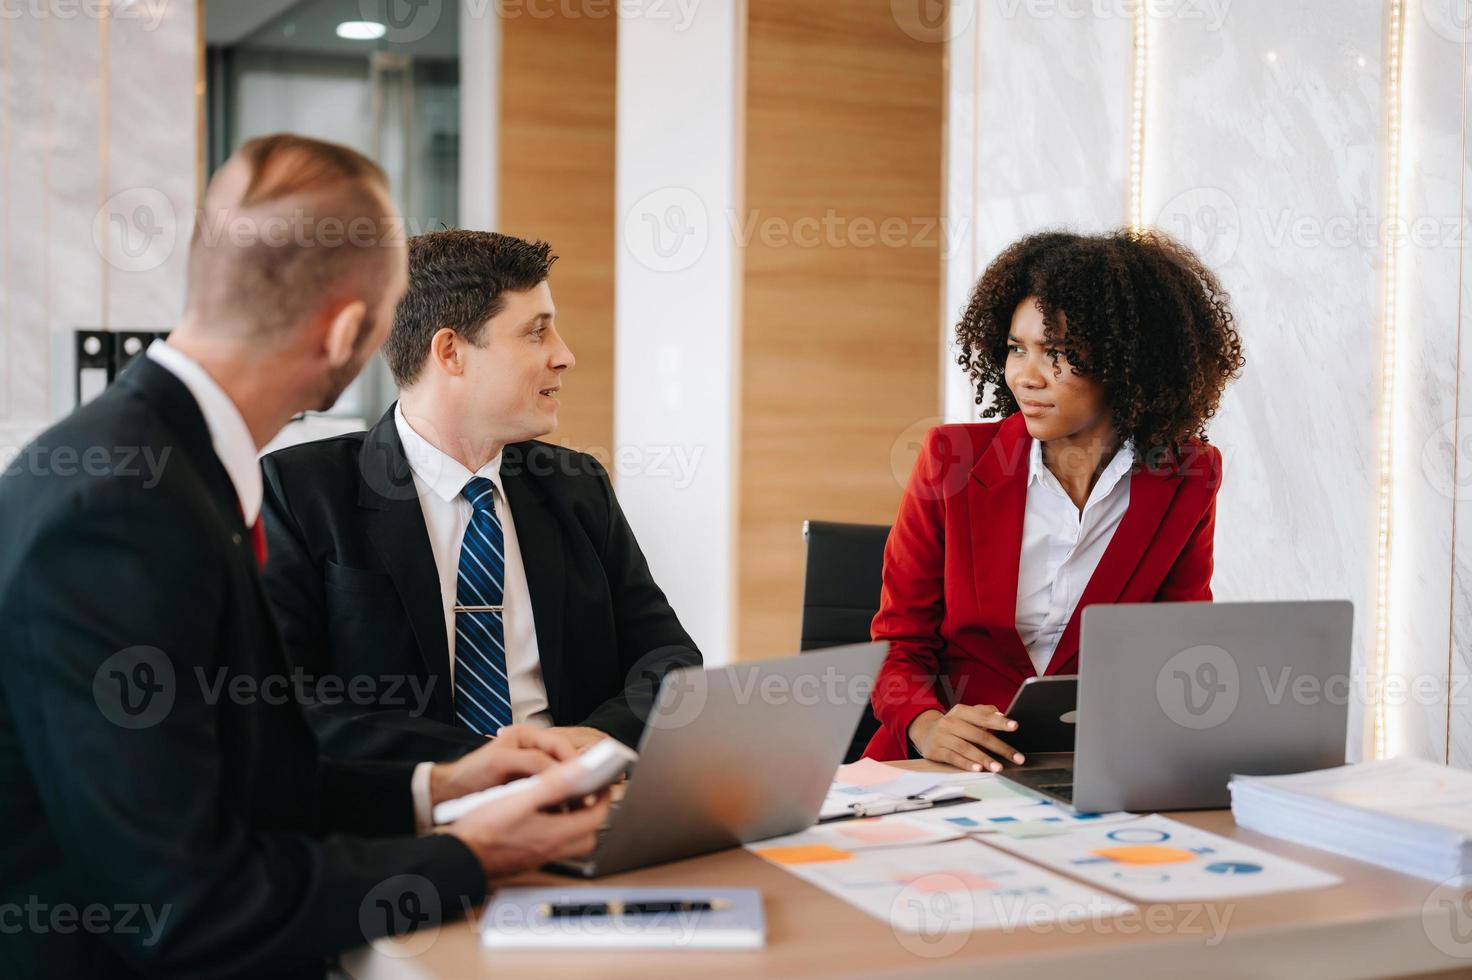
xmin=866 ymin=230 xmax=1245 ymax=767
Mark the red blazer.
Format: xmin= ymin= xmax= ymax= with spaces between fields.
xmin=864 ymin=412 xmax=1222 ymax=760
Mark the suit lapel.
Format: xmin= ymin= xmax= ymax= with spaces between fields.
xmin=968 ymin=414 xmax=1037 ymax=683
xmin=1045 ymin=465 xmax=1184 ymax=675
xmin=357 ymin=409 xmax=454 ymax=718
xmin=500 ymin=444 xmax=566 ymax=719
xmin=120 ymin=358 xmax=302 ymax=680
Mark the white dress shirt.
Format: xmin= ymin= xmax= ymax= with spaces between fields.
xmin=145 ymin=341 xmax=262 ymax=524
xmin=1014 ymin=436 xmax=1135 ymax=676
xmin=393 ymin=402 xmax=552 ymax=728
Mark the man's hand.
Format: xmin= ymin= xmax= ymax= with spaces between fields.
xmin=544 ymin=726 xmax=609 ymax=752
xmin=908 ymin=705 xmax=1024 ymax=772
xmin=429 ymin=725 xmax=577 ymax=807
xmin=446 ymin=759 xmax=613 ymax=881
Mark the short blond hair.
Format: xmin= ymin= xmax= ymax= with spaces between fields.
xmin=184 ymin=134 xmax=398 ymax=337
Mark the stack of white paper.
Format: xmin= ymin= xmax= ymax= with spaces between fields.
xmin=1229 ymin=757 xmax=1472 ymax=883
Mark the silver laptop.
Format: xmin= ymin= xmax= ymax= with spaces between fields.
xmin=1003 ymin=600 xmax=1352 ymax=812
xmin=551 ymin=641 xmax=888 ymax=877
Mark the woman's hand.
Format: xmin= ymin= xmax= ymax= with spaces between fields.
xmin=907 ymin=705 xmax=1025 ymax=772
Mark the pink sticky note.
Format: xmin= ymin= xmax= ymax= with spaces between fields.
xmin=836 ymin=819 xmax=932 ymax=844
xmin=835 ymin=758 xmax=910 ymax=789
xmin=899 ymin=871 xmax=999 ymax=893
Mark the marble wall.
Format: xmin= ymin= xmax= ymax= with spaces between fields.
xmin=944 ymin=1 xmax=1133 ymax=420
xmin=1443 ymin=1 xmax=1472 ymax=769
xmin=0 ymin=0 xmax=197 ymax=459
xmin=948 ymin=0 xmax=1472 ymax=766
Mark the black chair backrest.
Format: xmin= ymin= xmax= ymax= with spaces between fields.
xmin=799 ymin=520 xmax=891 ymax=762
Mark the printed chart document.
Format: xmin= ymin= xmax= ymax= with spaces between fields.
xmin=747 ymin=838 xmax=1135 ymax=933
xmin=907 ymin=798 xmax=1138 ymax=839
xmin=751 ymin=814 xmax=970 ymax=855
xmin=983 ymin=815 xmax=1342 ymax=901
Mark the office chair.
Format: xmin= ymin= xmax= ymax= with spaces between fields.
xmin=799 ymin=520 xmax=891 ymax=763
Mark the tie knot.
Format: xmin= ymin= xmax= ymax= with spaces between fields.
xmin=462 ymin=477 xmax=497 ymax=512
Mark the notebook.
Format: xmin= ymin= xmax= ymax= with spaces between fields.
xmin=480 ymin=887 xmax=765 ymax=950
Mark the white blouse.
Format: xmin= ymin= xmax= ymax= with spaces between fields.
xmin=1014 ymin=436 xmax=1135 ymax=675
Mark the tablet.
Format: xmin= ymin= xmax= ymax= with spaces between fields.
xmin=1002 ymin=675 xmax=1078 ymax=754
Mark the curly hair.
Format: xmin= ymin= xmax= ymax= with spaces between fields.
xmin=955 ymin=229 xmax=1245 ymax=471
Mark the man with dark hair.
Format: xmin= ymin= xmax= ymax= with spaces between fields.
xmin=0 ymin=137 xmax=607 ymax=978
xmin=259 ymin=229 xmax=701 ymax=761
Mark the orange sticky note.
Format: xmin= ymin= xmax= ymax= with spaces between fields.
xmin=1092 ymin=845 xmax=1196 ymax=865
xmin=753 ymin=844 xmax=854 ymax=865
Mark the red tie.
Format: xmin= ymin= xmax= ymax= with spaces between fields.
xmin=247 ymin=518 xmax=267 ymax=569
xmin=236 ymin=503 xmax=268 ymax=569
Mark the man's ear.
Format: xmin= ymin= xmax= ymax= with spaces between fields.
xmin=429 ymin=327 xmax=466 ymax=377
xmin=323 ymin=299 xmax=369 ymax=369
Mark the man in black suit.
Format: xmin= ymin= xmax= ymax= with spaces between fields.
xmin=260 ymin=230 xmax=701 ymax=763
xmin=0 ymin=136 xmax=607 ymax=978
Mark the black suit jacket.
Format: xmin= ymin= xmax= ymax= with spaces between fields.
xmin=258 ymin=406 xmax=701 ymax=761
xmin=0 ymin=359 xmax=483 ymax=979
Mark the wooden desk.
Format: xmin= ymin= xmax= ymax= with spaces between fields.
xmin=343 ymin=759 xmax=1472 ymax=979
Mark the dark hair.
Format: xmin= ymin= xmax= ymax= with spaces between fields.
xmin=384 ymin=230 xmax=559 ymax=387
xmin=185 ymin=133 xmax=393 ymax=335
xmin=956 ymin=229 xmax=1245 ymax=468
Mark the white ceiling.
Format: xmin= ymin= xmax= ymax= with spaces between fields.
xmin=204 ymin=0 xmax=303 ymax=44
xmin=204 ymin=0 xmax=460 ymax=59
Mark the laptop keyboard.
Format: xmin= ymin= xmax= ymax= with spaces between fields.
xmin=1005 ymin=767 xmax=1075 ymax=802
xmin=1044 ymin=782 xmax=1073 ymax=803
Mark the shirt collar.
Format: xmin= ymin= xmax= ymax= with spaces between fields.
xmin=1028 ymin=434 xmax=1135 ymax=502
xmin=393 ymin=401 xmax=503 ymax=504
xmin=145 ymin=340 xmax=263 ymax=524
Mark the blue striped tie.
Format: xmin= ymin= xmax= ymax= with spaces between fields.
xmin=454 ymin=476 xmax=513 ymax=735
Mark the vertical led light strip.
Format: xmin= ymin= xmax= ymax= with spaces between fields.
xmin=1127 ymin=0 xmax=1151 ymax=231
xmin=1373 ymin=0 xmax=1407 ymax=760
xmin=98 ymin=0 xmax=110 ymax=331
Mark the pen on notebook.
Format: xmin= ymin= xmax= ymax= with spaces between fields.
xmin=541 ymin=899 xmax=731 ymax=918
xmin=910 ymin=785 xmax=969 ymax=802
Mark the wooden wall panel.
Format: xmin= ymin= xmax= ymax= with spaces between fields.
xmin=739 ymin=0 xmax=945 ymax=658
xmin=497 ymin=6 xmax=616 ymax=457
